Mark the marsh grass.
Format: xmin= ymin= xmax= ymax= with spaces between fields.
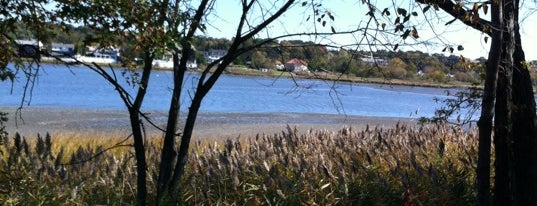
xmin=0 ymin=123 xmax=478 ymax=205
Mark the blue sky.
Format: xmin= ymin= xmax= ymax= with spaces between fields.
xmin=204 ymin=0 xmax=537 ymax=61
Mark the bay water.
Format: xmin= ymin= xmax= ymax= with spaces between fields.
xmin=0 ymin=64 xmax=462 ymax=119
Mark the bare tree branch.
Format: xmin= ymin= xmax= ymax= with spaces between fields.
xmin=415 ymin=0 xmax=493 ymax=35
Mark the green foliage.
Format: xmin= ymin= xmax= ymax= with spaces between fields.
xmin=0 ymin=112 xmax=7 ymax=144
xmin=0 ymin=37 xmax=15 ymax=81
xmin=430 ymin=70 xmax=447 ymax=82
xmin=386 ymin=57 xmax=408 ymax=79
xmin=250 ymin=50 xmax=271 ymax=69
xmin=1 ymin=1 xmax=58 ymax=81
xmin=327 ymin=50 xmax=358 ymax=74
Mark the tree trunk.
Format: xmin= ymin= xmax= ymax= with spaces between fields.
xmin=510 ymin=45 xmax=537 ymax=205
xmin=170 ymin=91 xmax=203 ymax=194
xmin=129 ymin=55 xmax=154 ymax=206
xmin=129 ymin=108 xmax=148 ymax=206
xmin=169 ymin=56 xmax=234 ymax=195
xmin=494 ymin=52 xmax=513 ymax=206
xmin=156 ymin=1 xmax=210 ymax=202
xmin=493 ymin=0 xmax=537 ymax=204
xmin=509 ymin=0 xmax=537 ymax=204
xmin=154 ymin=1 xmax=303 ymax=203
xmin=476 ymin=0 xmax=502 ymax=204
xmin=495 ymin=2 xmax=518 ymax=204
xmin=156 ymin=52 xmax=186 ymax=203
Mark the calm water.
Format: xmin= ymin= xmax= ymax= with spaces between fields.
xmin=0 ymin=64 xmax=458 ymax=118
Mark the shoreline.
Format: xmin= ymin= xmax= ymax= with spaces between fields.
xmin=2 ymin=107 xmax=418 ymax=139
xmin=37 ymin=60 xmax=476 ymax=90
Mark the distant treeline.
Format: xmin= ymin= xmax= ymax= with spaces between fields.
xmin=13 ymin=23 xmax=491 ymax=83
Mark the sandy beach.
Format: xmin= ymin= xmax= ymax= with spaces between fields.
xmin=2 ymin=107 xmax=417 ymax=139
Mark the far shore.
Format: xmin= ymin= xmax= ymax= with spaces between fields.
xmin=224 ymin=67 xmax=479 ymax=90
xmin=2 ymin=107 xmax=418 ymax=139
xmin=37 ymin=59 xmax=477 ymax=90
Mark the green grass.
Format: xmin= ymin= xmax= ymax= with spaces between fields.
xmin=0 ymin=123 xmax=478 ymax=205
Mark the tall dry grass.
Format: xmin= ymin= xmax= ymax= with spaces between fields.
xmin=0 ymin=123 xmax=478 ymax=205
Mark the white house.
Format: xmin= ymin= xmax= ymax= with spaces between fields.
xmin=284 ymin=58 xmax=309 ymax=73
xmin=359 ymin=54 xmax=387 ymax=66
xmin=203 ymin=49 xmax=227 ymax=64
xmin=76 ymin=46 xmax=121 ymax=64
xmin=152 ymin=57 xmax=198 ymax=70
xmin=51 ymin=43 xmax=75 ymax=57
xmin=274 ymin=60 xmax=285 ymax=71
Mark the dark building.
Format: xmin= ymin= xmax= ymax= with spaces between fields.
xmin=15 ymin=39 xmax=43 ymax=59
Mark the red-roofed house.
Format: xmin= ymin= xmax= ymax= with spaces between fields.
xmin=284 ymin=58 xmax=308 ymax=73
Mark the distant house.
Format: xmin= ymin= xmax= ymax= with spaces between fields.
xmin=360 ymin=54 xmax=387 ymax=66
xmin=152 ymin=52 xmax=198 ymax=70
xmin=284 ymin=58 xmax=308 ymax=73
xmin=274 ymin=60 xmax=285 ymax=71
xmin=51 ymin=43 xmax=75 ymax=57
xmin=152 ymin=58 xmax=198 ymax=70
xmin=15 ymin=39 xmax=44 ymax=59
xmin=92 ymin=46 xmax=120 ymax=60
xmin=203 ymin=49 xmax=227 ymax=64
xmin=152 ymin=58 xmax=173 ymax=69
xmin=187 ymin=60 xmax=198 ymax=69
xmin=417 ymin=70 xmax=425 ymax=77
xmin=75 ymin=46 xmax=121 ymax=64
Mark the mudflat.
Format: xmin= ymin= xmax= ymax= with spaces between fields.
xmin=2 ymin=107 xmax=417 ymax=139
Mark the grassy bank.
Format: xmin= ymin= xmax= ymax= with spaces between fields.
xmin=0 ymin=123 xmax=477 ymax=205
